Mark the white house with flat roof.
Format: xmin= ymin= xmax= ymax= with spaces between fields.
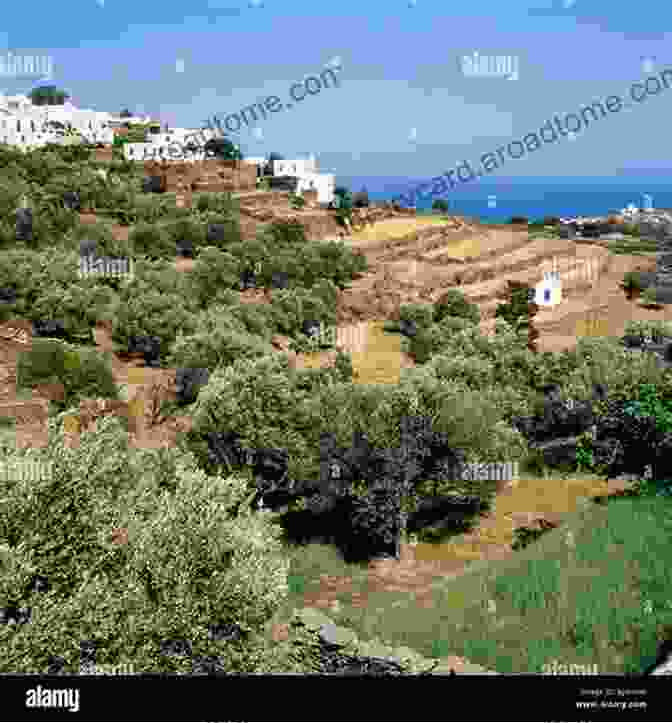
xmin=272 ymin=155 xmax=318 ymax=177
xmin=123 ymin=127 xmax=228 ymax=162
xmin=0 ymin=93 xmax=115 ymax=148
xmin=270 ymin=153 xmax=334 ymax=203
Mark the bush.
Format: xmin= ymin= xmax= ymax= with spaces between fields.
xmin=640 ymin=287 xmax=661 ymax=308
xmin=511 ymin=521 xmax=558 ymax=551
xmin=128 ymin=223 xmax=174 ymax=260
xmin=436 ymin=316 xmax=475 ymax=335
xmin=289 ymin=194 xmax=306 ymax=210
xmin=68 ymin=219 xmax=133 ymax=260
xmin=399 ymin=303 xmax=434 ymax=330
xmin=175 ymin=367 xmax=210 ymax=405
xmin=167 ymin=314 xmax=274 ymax=371
xmin=621 ymin=271 xmax=645 ymax=292
xmin=269 ymin=287 xmax=336 ymax=337
xmin=111 ymin=287 xmax=199 ymax=362
xmin=16 ymin=339 xmax=118 ymax=410
xmin=265 ymin=219 xmax=308 ymax=247
xmin=162 ymin=218 xmax=205 ymax=257
xmin=186 ymin=247 xmax=242 ymax=307
xmin=433 ymin=289 xmax=480 ymax=324
xmin=205 ymin=215 xmax=242 ymax=249
xmin=0 ymin=416 xmax=292 ymax=674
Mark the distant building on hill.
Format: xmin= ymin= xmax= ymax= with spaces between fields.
xmin=535 ymin=270 xmax=562 ymax=306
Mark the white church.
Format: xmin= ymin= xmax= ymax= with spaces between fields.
xmin=535 ymin=269 xmax=562 ymax=306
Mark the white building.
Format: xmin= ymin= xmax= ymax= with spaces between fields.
xmin=270 ymin=153 xmax=334 ymax=204
xmin=0 ymin=93 xmax=116 ymax=149
xmin=295 ymin=171 xmax=335 ymax=204
xmin=272 ymin=155 xmax=318 ymax=177
xmin=123 ymin=127 xmax=225 ymax=162
xmin=535 ymin=270 xmax=562 ymax=306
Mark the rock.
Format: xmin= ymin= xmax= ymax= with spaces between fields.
xmin=319 ymin=623 xmax=357 ymax=648
xmin=644 ymin=639 xmax=672 ymax=675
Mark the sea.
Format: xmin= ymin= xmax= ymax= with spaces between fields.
xmin=336 ymin=175 xmax=672 ymax=224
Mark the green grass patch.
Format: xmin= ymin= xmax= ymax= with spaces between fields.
xmin=278 ymin=492 xmax=672 ymax=675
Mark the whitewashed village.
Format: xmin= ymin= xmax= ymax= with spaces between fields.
xmin=0 ymin=91 xmax=336 ymax=204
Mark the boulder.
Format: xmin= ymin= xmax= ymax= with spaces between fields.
xmin=643 ymin=639 xmax=672 ymax=675
xmin=319 ymin=623 xmax=358 ymax=649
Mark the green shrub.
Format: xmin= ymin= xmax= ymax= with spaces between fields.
xmin=186 ymin=247 xmax=242 ymax=307
xmin=405 ymin=327 xmax=435 ymax=364
xmin=162 ymin=218 xmax=205 ymax=253
xmin=195 ymin=192 xmax=238 ymax=216
xmin=436 ymin=315 xmax=475 ymax=335
xmin=624 ymin=319 xmax=672 ymax=342
xmin=167 ymin=308 xmax=274 ymax=371
xmin=128 ymin=223 xmax=174 ymax=259
xmin=433 ymin=289 xmax=480 ymax=324
xmin=399 ymin=303 xmax=434 ymax=330
xmin=16 ymin=339 xmax=118 ymax=410
xmin=110 ymin=287 xmax=199 ymax=360
xmin=30 ymin=277 xmax=120 ymax=341
xmin=0 ymin=415 xmax=292 ymax=674
xmin=621 ymin=271 xmax=644 ymax=292
xmin=640 ymin=287 xmax=661 ymax=308
xmin=68 ymin=219 xmax=134 ymax=259
xmin=289 ymin=194 xmax=306 ymax=209
xmin=265 ymin=219 xmax=308 ymax=246
xmin=511 ymin=523 xmax=555 ymax=551
xmin=269 ymin=287 xmax=336 ymax=337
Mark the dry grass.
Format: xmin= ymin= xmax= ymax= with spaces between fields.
xmin=348 ymin=216 xmax=452 ymax=243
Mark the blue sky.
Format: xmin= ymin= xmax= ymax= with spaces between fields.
xmin=0 ymin=0 xmax=670 ymax=181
